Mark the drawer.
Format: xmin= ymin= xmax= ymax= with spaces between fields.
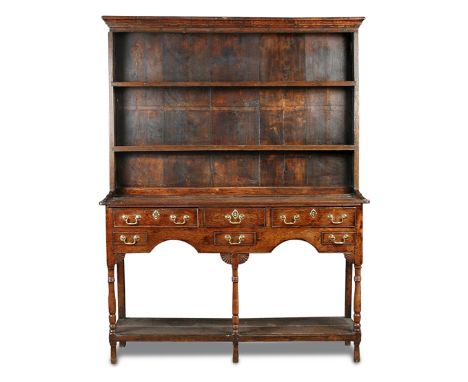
xmin=113 ymin=232 xmax=148 ymax=246
xmin=113 ymin=208 xmax=198 ymax=227
xmin=271 ymin=207 xmax=356 ymax=227
xmin=204 ymin=208 xmax=265 ymax=227
xmin=321 ymin=232 xmax=355 ymax=246
xmin=213 ymin=232 xmax=256 ymax=246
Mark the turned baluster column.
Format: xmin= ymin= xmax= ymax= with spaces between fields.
xmin=116 ymin=257 xmax=126 ymax=348
xmin=344 ymin=255 xmax=353 ymax=346
xmin=220 ymin=253 xmax=249 ymax=363
xmin=106 ymin=208 xmax=118 ymax=364
xmin=353 ymin=205 xmax=363 ymax=362
xmin=353 ymin=263 xmax=362 ymax=362
xmin=231 ymin=254 xmax=240 ymax=363
xmin=108 ymin=263 xmax=117 ymax=364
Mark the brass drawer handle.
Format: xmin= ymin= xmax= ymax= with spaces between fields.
xmin=224 ymin=209 xmax=245 ymax=225
xmin=280 ymin=214 xmax=300 ymax=225
xmin=328 ymin=234 xmax=349 ymax=245
xmin=122 ymin=214 xmax=141 ymax=225
xmin=328 ymin=213 xmax=348 ymax=225
xmin=170 ymin=214 xmax=190 ymax=225
xmin=120 ymin=234 xmax=140 ymax=245
xmin=224 ymin=234 xmax=245 ymax=245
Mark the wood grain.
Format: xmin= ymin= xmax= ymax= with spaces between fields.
xmin=114 ymin=317 xmax=355 ymax=341
xmin=103 ymin=16 xmax=365 ymax=33
xmin=115 ymin=87 xmax=352 ymax=147
xmin=112 ymin=81 xmax=356 ymax=87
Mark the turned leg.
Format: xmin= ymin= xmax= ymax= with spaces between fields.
xmin=345 ymin=260 xmax=353 ymax=346
xmin=231 ymin=254 xmax=240 ymax=363
xmin=353 ymin=264 xmax=362 ymax=362
xmin=108 ymin=264 xmax=117 ymax=364
xmin=117 ymin=259 xmax=126 ymax=348
xmin=220 ymin=253 xmax=249 ymax=363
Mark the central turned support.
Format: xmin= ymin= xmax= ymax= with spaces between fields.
xmin=220 ymin=253 xmax=249 ymax=363
xmin=232 ymin=255 xmax=239 ymax=363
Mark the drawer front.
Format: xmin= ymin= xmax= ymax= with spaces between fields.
xmin=113 ymin=232 xmax=148 ymax=246
xmin=321 ymin=232 xmax=355 ymax=246
xmin=204 ymin=208 xmax=265 ymax=227
xmin=213 ymin=232 xmax=256 ymax=246
xmin=113 ymin=208 xmax=198 ymax=227
xmin=319 ymin=208 xmax=356 ymax=227
xmin=271 ymin=207 xmax=355 ymax=227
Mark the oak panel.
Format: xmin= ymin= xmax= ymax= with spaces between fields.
xmin=305 ymin=33 xmax=350 ymax=80
xmin=114 ymin=33 xmax=163 ymax=82
xmin=211 ymin=153 xmax=259 ymax=186
xmin=260 ymin=34 xmax=305 ymax=81
xmin=114 ymin=32 xmax=350 ymax=82
xmin=116 ymin=152 xmax=353 ymax=188
xmin=115 ymin=87 xmax=352 ymax=146
xmin=210 ymin=34 xmax=260 ymax=81
xmin=161 ymin=34 xmax=211 ymax=81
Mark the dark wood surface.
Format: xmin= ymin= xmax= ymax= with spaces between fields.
xmin=102 ymin=16 xmax=366 ymax=364
xmin=112 ymin=81 xmax=356 ymax=87
xmin=115 ymin=152 xmax=353 ymax=188
xmin=102 ymin=192 xmax=368 ymax=207
xmin=112 ymin=32 xmax=353 ymax=81
xmin=102 ymin=16 xmax=364 ymax=33
xmin=113 ymin=144 xmax=355 ymax=152
xmin=115 ymin=317 xmax=355 ymax=342
xmin=116 ymin=318 xmax=232 ymax=341
xmin=114 ymin=87 xmax=353 ymax=146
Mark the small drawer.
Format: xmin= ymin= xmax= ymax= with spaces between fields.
xmin=113 ymin=208 xmax=198 ymax=227
xmin=113 ymin=232 xmax=148 ymax=246
xmin=213 ymin=232 xmax=256 ymax=246
xmin=271 ymin=207 xmax=319 ymax=227
xmin=318 ymin=208 xmax=356 ymax=227
xmin=321 ymin=232 xmax=355 ymax=246
xmin=271 ymin=207 xmax=355 ymax=227
xmin=204 ymin=208 xmax=265 ymax=227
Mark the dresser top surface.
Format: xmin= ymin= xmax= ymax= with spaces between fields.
xmin=102 ymin=16 xmax=365 ymax=32
xmin=100 ymin=191 xmax=368 ymax=207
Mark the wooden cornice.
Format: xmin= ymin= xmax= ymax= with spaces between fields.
xmin=102 ymin=16 xmax=365 ymax=33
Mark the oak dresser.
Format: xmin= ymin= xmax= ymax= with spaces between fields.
xmin=100 ymin=16 xmax=368 ymax=364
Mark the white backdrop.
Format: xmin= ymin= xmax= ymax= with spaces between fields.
xmin=1 ymin=1 xmax=467 ymax=381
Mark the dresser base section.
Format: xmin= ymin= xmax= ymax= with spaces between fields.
xmin=114 ymin=317 xmax=355 ymax=342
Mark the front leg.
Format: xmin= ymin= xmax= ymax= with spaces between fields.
xmin=353 ymin=263 xmax=362 ymax=362
xmin=106 ymin=208 xmax=118 ymax=363
xmin=108 ymin=263 xmax=117 ymax=364
xmin=345 ymin=258 xmax=353 ymax=346
xmin=117 ymin=258 xmax=126 ymax=348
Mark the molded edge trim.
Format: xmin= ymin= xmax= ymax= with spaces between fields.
xmin=102 ymin=16 xmax=365 ymax=33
